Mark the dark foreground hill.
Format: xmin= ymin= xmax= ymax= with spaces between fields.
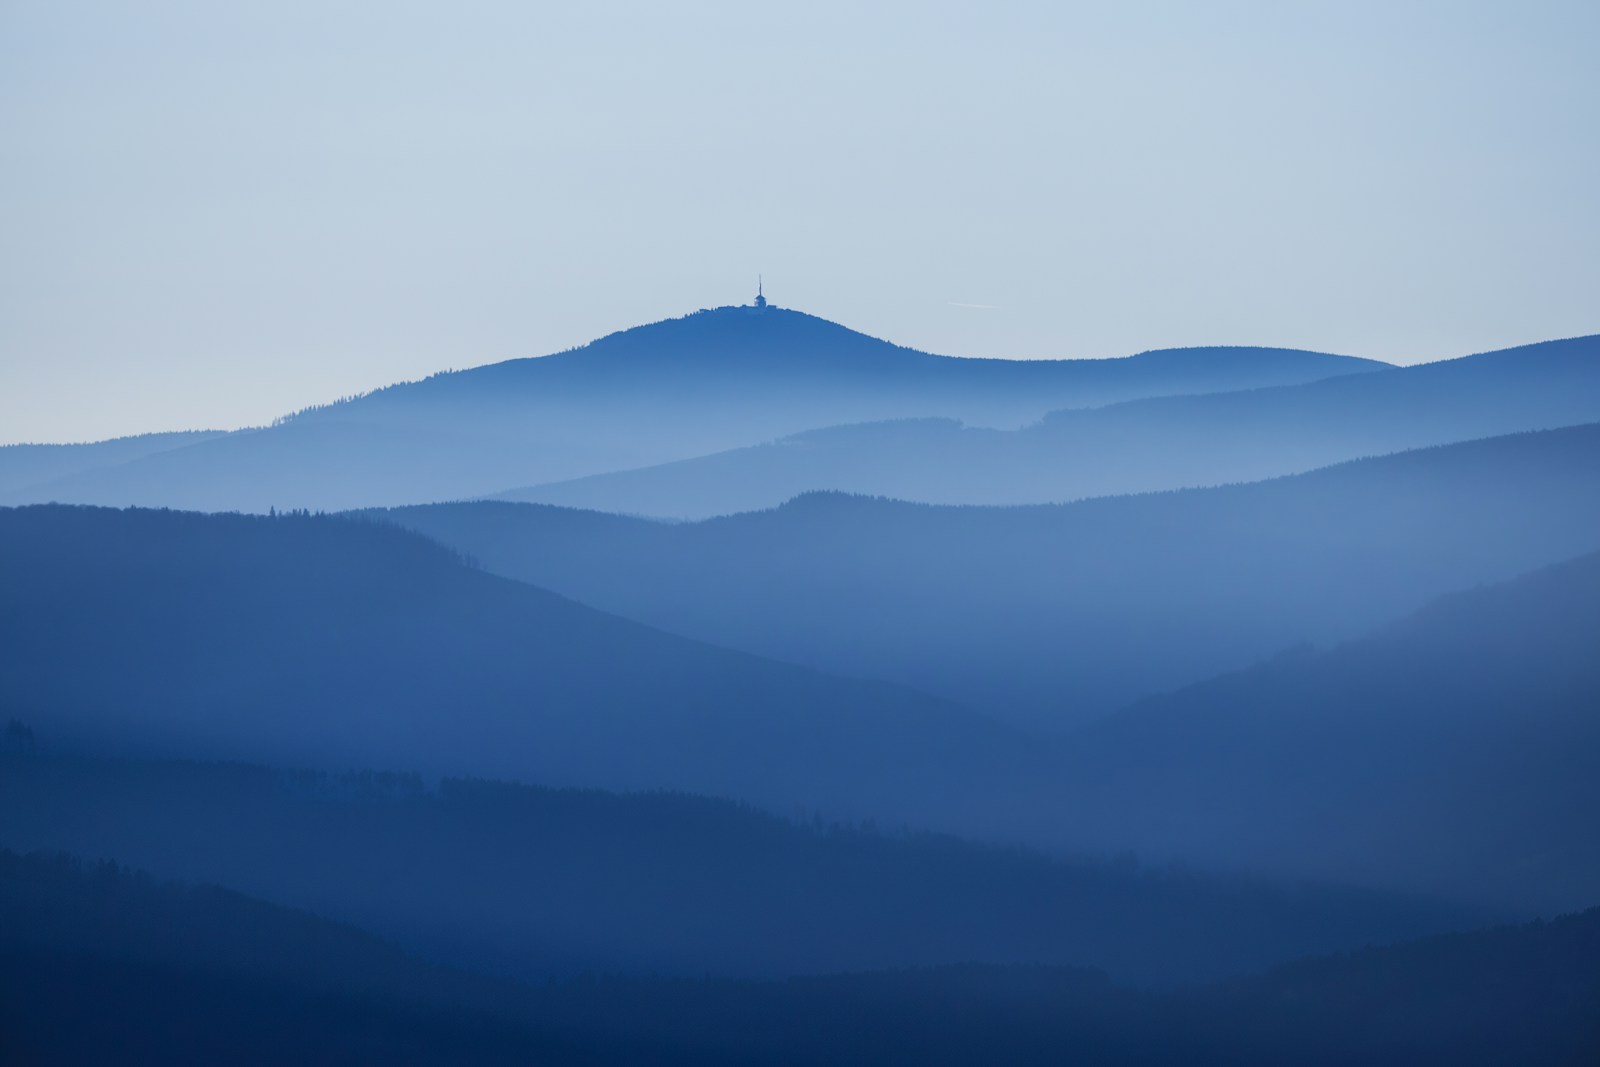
xmin=378 ymin=422 xmax=1600 ymax=729
xmin=0 ymin=504 xmax=1029 ymax=829
xmin=1050 ymin=548 xmax=1600 ymax=913
xmin=0 ymin=306 xmax=1383 ymax=512
xmin=497 ymin=333 xmax=1600 ymax=518
xmin=0 ymin=848 xmax=624 ymax=1066
xmin=3 ymin=848 xmax=1595 ymax=1066
xmin=0 ymin=755 xmax=1472 ymax=987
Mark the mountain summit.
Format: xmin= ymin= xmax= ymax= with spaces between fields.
xmin=4 ymin=305 xmax=1385 ymax=512
xmin=493 ymin=333 xmax=1600 ymax=518
xmin=332 ymin=302 xmax=1383 ymax=413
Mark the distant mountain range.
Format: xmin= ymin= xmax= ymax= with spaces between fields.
xmin=0 ymin=504 xmax=1024 ymax=827
xmin=6 ymin=438 xmax=1600 ymax=914
xmin=0 ymin=306 xmax=1384 ymax=512
xmin=1052 ymin=547 xmax=1600 ymax=912
xmin=6 ymin=302 xmax=1599 ymax=1062
xmin=495 ymin=333 xmax=1600 ymax=518
xmin=375 ymin=422 xmax=1600 ymax=729
xmin=10 ymin=311 xmax=1594 ymax=524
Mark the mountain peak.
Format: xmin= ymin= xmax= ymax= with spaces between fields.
xmin=563 ymin=304 xmax=917 ymax=372
xmin=3 ymin=304 xmax=1405 ymax=514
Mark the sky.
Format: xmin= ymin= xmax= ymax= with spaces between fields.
xmin=1 ymin=0 xmax=1596 ymax=444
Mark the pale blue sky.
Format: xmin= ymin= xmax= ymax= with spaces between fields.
xmin=2 ymin=0 xmax=1596 ymax=443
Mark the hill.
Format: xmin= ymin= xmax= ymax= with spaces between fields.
xmin=0 ymin=755 xmax=1472 ymax=988
xmin=0 ymin=430 xmax=225 ymax=496
xmin=0 ymin=306 xmax=1384 ymax=512
xmin=1048 ymin=548 xmax=1600 ymax=913
xmin=0 ymin=503 xmax=1029 ymax=829
xmin=376 ymin=422 xmax=1600 ymax=729
xmin=495 ymin=333 xmax=1600 ymax=518
xmin=0 ymin=848 xmax=616 ymax=1065
xmin=4 ymin=847 xmax=1595 ymax=1065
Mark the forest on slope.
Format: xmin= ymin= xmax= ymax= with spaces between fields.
xmin=4 ymin=848 xmax=1595 ymax=1066
xmin=0 ymin=753 xmax=1470 ymax=988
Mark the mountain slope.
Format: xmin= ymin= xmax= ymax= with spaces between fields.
xmin=0 ymin=849 xmax=600 ymax=1066
xmin=4 ymin=846 xmax=1594 ymax=1066
xmin=0 ymin=754 xmax=1472 ymax=988
xmin=0 ymin=504 xmax=1027 ymax=828
xmin=0 ymin=430 xmax=225 ymax=496
xmin=375 ymin=423 xmax=1600 ymax=729
xmin=1050 ymin=548 xmax=1600 ymax=912
xmin=496 ymin=333 xmax=1600 ymax=518
xmin=1 ymin=306 xmax=1385 ymax=512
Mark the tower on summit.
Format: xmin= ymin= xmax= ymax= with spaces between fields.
xmin=753 ymin=276 xmax=767 ymax=309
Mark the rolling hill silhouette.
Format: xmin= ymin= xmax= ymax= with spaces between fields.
xmin=0 ymin=306 xmax=1384 ymax=512
xmin=1051 ymin=548 xmax=1600 ymax=913
xmin=10 ymin=845 xmax=1591 ymax=1066
xmin=0 ymin=755 xmax=1468 ymax=988
xmin=376 ymin=422 xmax=1600 ymax=730
xmin=494 ymin=333 xmax=1600 ymax=517
xmin=0 ymin=504 xmax=1029 ymax=828
xmin=0 ymin=848 xmax=603 ymax=1066
xmin=0 ymin=430 xmax=225 ymax=497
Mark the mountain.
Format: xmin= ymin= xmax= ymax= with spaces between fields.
xmin=5 ymin=846 xmax=1595 ymax=1066
xmin=0 ymin=305 xmax=1385 ymax=512
xmin=494 ymin=333 xmax=1600 ymax=518
xmin=0 ymin=848 xmax=606 ymax=1066
xmin=0 ymin=753 xmax=1476 ymax=988
xmin=1168 ymin=907 xmax=1600 ymax=1066
xmin=373 ymin=422 xmax=1600 ymax=730
xmin=0 ymin=503 xmax=1030 ymax=829
xmin=0 ymin=430 xmax=225 ymax=496
xmin=1048 ymin=548 xmax=1600 ymax=913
